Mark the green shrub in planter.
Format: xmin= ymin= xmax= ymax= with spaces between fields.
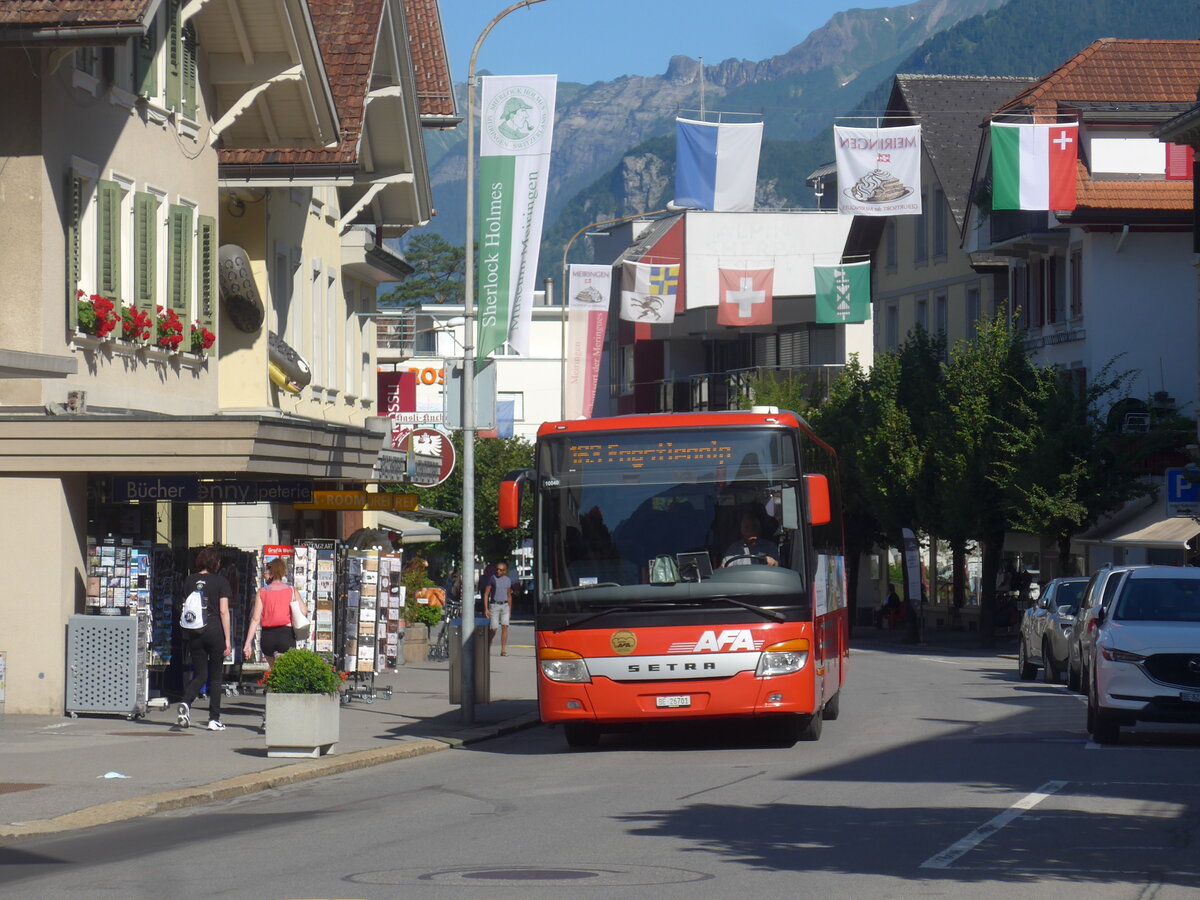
xmin=261 ymin=648 xmax=343 ymax=694
xmin=404 ymin=601 xmax=443 ymax=628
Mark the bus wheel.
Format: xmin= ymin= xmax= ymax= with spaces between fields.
xmin=564 ymin=722 xmax=600 ymax=748
xmin=798 ymin=711 xmax=823 ymax=741
xmin=823 ymin=691 xmax=841 ymax=721
xmin=766 ymin=715 xmax=799 ymax=747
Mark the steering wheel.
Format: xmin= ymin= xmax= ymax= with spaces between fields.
xmin=722 ymin=554 xmax=770 ymax=566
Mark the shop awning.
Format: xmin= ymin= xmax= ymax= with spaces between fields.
xmin=1077 ymin=501 xmax=1200 ymax=550
xmin=373 ymin=511 xmax=441 ymax=545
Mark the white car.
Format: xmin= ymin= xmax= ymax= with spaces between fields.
xmin=1088 ymin=566 xmax=1200 ymax=744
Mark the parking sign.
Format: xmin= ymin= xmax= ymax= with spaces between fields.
xmin=1165 ymin=466 xmax=1200 ymax=517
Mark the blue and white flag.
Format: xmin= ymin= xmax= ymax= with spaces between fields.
xmin=673 ymin=118 xmax=763 ymax=211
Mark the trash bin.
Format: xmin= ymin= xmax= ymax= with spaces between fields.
xmin=448 ymin=617 xmax=490 ymax=704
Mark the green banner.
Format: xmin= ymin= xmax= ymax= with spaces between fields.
xmin=815 ymin=261 xmax=871 ymax=324
xmin=476 ymin=154 xmax=515 ymax=358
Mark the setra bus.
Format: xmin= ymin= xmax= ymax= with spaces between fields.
xmin=498 ymin=409 xmax=848 ymax=747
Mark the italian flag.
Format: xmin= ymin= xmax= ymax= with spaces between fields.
xmin=991 ymin=122 xmax=1078 ymax=211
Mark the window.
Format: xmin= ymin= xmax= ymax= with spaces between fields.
xmin=1030 ymin=259 xmax=1045 ymax=328
xmin=932 ymin=185 xmax=947 ymax=258
xmin=935 ymin=292 xmax=948 ymax=353
xmin=326 ymin=270 xmax=338 ymax=392
xmin=885 ymin=302 xmax=899 ymax=351
xmin=133 ymin=191 xmax=159 ymax=330
xmin=1069 ymin=248 xmax=1083 ymax=319
xmin=1012 ymin=264 xmax=1028 ymax=330
xmin=167 ymin=202 xmax=194 ymax=318
xmin=914 ymin=190 xmax=928 ymax=264
xmin=498 ymin=391 xmax=525 ymax=421
xmin=1047 ymin=256 xmax=1064 ymax=324
xmin=884 ymin=220 xmax=897 ymax=271
xmin=1166 ymin=143 xmax=1194 ymax=180
xmin=966 ymin=284 xmax=981 ymax=340
xmin=915 ymin=295 xmax=928 ymax=333
xmin=95 ymin=179 xmax=125 ymax=301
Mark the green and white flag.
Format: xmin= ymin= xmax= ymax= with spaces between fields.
xmin=815 ymin=261 xmax=871 ymax=324
xmin=477 ymin=74 xmax=557 ymax=359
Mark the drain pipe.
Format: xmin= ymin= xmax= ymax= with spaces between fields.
xmin=1115 ymin=223 xmax=1130 ymax=254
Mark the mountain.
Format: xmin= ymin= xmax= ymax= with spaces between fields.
xmin=419 ymin=0 xmax=1007 ymax=249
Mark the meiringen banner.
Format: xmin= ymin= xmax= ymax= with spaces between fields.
xmin=477 ymin=74 xmax=557 ymax=359
xmin=833 ymin=124 xmax=922 ymax=216
xmin=564 ymin=264 xmax=612 ymax=419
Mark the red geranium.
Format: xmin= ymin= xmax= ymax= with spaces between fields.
xmin=156 ymin=306 xmax=184 ymax=351
xmin=190 ymin=322 xmax=216 ymax=354
xmin=121 ymin=304 xmax=153 ymax=342
xmin=77 ymin=290 xmax=120 ymax=338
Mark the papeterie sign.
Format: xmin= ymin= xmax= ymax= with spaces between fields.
xmin=111 ymin=478 xmax=314 ymax=504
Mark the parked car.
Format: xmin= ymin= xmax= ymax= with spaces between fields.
xmin=1087 ymin=566 xmax=1200 ymax=744
xmin=1017 ymin=576 xmax=1089 ymax=682
xmin=1067 ymin=565 xmax=1143 ymax=693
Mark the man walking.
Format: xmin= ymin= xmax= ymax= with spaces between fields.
xmin=482 ymin=561 xmax=513 ymax=656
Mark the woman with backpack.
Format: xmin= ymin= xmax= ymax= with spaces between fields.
xmin=243 ymin=557 xmax=308 ymax=661
xmin=177 ymin=546 xmax=232 ymax=731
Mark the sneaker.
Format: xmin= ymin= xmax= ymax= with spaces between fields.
xmin=206 ymin=719 xmax=225 ymax=732
xmin=176 ymin=702 xmax=190 ymax=728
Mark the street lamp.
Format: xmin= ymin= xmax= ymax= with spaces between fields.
xmin=559 ymin=209 xmax=670 ymax=419
xmin=461 ymin=0 xmax=549 ymax=724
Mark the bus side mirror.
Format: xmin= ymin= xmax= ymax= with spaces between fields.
xmin=805 ymin=474 xmax=831 ymax=526
xmin=498 ymin=468 xmax=533 ymax=530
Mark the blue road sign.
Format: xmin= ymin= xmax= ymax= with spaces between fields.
xmin=1165 ymin=466 xmax=1200 ymax=516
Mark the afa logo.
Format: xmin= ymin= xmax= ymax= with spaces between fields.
xmin=668 ymin=630 xmax=763 ymax=653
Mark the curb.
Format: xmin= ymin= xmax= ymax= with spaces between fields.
xmin=0 ymin=711 xmax=542 ymax=840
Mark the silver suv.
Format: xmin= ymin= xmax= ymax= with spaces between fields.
xmin=1067 ymin=565 xmax=1144 ymax=692
xmin=1018 ymin=576 xmax=1089 ymax=683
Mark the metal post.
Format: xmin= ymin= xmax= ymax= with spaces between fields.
xmin=460 ymin=0 xmax=549 ymax=724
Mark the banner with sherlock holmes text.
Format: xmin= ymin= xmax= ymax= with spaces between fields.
xmin=476 ymin=74 xmax=557 ymax=359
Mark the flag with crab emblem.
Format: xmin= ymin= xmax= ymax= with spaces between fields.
xmin=619 ymin=261 xmax=678 ymax=323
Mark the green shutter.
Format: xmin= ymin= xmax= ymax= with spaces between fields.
xmin=166 ymin=0 xmax=181 ymax=112
xmin=134 ymin=192 xmax=157 ymax=339
xmin=168 ymin=204 xmax=193 ymax=314
xmin=66 ymin=174 xmax=83 ymax=329
xmin=197 ymin=214 xmax=216 ymax=329
xmin=135 ymin=24 xmax=158 ymax=98
xmin=181 ymin=22 xmax=197 ymax=120
xmin=96 ymin=180 xmax=121 ymax=301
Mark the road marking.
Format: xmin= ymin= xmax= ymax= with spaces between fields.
xmin=920 ymin=780 xmax=1067 ymax=869
xmin=919 ymin=657 xmax=959 ymax=665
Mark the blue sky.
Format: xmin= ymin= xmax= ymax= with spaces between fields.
xmin=441 ymin=1 xmax=880 ymax=85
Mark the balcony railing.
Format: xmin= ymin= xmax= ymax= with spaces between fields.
xmin=643 ymin=365 xmax=845 ymax=413
xmin=374 ymin=312 xmax=417 ymax=356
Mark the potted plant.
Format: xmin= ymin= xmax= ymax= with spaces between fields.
xmin=76 ymin=290 xmax=120 ymax=338
xmin=260 ymin=648 xmax=344 ymax=758
xmin=191 ymin=322 xmax=216 ymax=355
xmin=155 ymin=306 xmax=185 ymax=352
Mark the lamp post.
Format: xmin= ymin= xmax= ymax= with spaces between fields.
xmin=461 ymin=0 xmax=548 ymax=724
xmin=559 ymin=209 xmax=670 ymax=420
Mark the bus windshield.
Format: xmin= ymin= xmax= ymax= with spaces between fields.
xmin=536 ymin=427 xmax=809 ymax=612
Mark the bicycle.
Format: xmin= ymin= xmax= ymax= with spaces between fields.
xmin=427 ymin=598 xmax=460 ymax=661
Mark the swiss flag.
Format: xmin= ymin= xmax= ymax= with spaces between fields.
xmin=717 ymin=268 xmax=774 ymax=327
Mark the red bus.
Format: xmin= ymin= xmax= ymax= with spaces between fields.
xmin=499 ymin=409 xmax=848 ymax=747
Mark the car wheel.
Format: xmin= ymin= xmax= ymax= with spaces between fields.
xmin=1042 ymin=640 xmax=1061 ymax=684
xmin=1018 ymin=640 xmax=1037 ymax=680
xmin=823 ymin=691 xmax=840 ymax=721
xmin=1067 ymin=655 xmax=1081 ymax=692
xmin=1088 ymin=681 xmax=1120 ymax=745
xmin=563 ymin=722 xmax=600 ymax=749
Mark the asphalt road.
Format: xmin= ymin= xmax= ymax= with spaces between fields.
xmin=4 ymin=639 xmax=1200 ymax=899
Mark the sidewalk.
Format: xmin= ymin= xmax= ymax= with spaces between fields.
xmin=0 ymin=639 xmax=538 ymax=840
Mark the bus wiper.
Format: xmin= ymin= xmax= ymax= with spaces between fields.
xmin=690 ymin=596 xmax=787 ymax=622
xmin=557 ymin=602 xmax=678 ymax=632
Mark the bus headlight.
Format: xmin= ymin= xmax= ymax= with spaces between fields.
xmin=756 ymin=639 xmax=810 ymax=677
xmin=539 ymin=647 xmax=592 ymax=683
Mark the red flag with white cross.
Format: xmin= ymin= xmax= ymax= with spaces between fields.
xmin=717 ymin=268 xmax=774 ymax=327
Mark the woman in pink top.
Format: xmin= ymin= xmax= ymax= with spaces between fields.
xmin=243 ymin=557 xmax=308 ymax=659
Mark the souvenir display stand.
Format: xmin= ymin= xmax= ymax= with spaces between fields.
xmin=377 ymin=553 xmax=406 ymax=672
xmin=295 ymin=539 xmax=340 ymax=654
xmin=341 ymin=549 xmax=400 ymax=703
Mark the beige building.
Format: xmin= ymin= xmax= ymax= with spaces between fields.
xmin=0 ymin=0 xmax=455 ymax=715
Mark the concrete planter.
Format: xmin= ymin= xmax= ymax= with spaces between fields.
xmin=265 ymin=692 xmax=340 ymax=758
xmin=401 ymin=622 xmax=429 ymax=665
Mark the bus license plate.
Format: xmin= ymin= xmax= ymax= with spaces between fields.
xmin=656 ymin=695 xmax=691 ymax=708
xmin=1183 ymin=691 xmax=1200 ymax=703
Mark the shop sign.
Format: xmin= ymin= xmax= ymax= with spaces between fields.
xmin=403 ymin=427 xmax=456 ymax=487
xmin=372 ymin=449 xmax=409 ymax=483
xmin=295 ymin=491 xmax=419 ymax=512
xmin=111 ymin=477 xmax=314 ymax=504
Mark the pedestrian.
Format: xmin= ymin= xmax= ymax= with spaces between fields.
xmin=243 ymin=557 xmax=307 ymax=661
xmin=177 ymin=546 xmax=232 ymax=731
xmin=879 ymin=582 xmax=904 ymax=628
xmin=482 ymin=560 xmax=513 ymax=656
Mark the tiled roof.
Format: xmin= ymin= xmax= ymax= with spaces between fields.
xmin=998 ymin=39 xmax=1200 ymax=116
xmin=404 ymin=0 xmax=456 ymax=122
xmin=0 ymin=0 xmax=155 ymax=30
xmin=1072 ymin=163 xmax=1193 ymax=214
xmin=892 ymin=75 xmax=1038 ymax=228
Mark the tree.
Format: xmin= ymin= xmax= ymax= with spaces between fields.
xmin=378 ymin=234 xmax=465 ymax=308
xmin=394 ymin=432 xmax=534 ymax=566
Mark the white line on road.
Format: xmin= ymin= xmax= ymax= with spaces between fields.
xmin=920 ymin=780 xmax=1068 ymax=869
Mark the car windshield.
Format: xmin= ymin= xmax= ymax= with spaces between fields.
xmin=1114 ymin=578 xmax=1200 ymax=622
xmin=1055 ymin=580 xmax=1087 ymax=614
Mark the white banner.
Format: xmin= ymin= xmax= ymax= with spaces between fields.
xmin=477 ymin=75 xmax=557 ymax=358
xmin=564 ymin=265 xmax=611 ymax=419
xmin=834 ymin=124 xmax=922 ymax=216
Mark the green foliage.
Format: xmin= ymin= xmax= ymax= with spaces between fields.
xmin=405 ymin=602 xmax=443 ymax=628
xmin=399 ymin=559 xmax=443 ymax=626
xmin=262 ymin=648 xmax=343 ymax=694
xmin=379 ymin=233 xmax=466 ymax=308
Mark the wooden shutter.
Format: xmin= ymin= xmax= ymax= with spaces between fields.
xmin=135 ymin=24 xmax=158 ymax=98
xmin=97 ymin=180 xmax=121 ymax=301
xmin=168 ymin=204 xmax=193 ymax=314
xmin=181 ymin=21 xmax=198 ymax=119
xmin=166 ymin=0 xmax=181 ymax=112
xmin=134 ymin=192 xmax=158 ymax=337
xmin=1166 ymin=143 xmax=1194 ymax=181
xmin=196 ymin=214 xmax=216 ymax=329
xmin=66 ymin=174 xmax=83 ymax=329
